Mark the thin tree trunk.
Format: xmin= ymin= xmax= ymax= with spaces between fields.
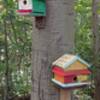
xmin=4 ymin=19 xmax=12 ymax=100
xmin=92 ymin=0 xmax=100 ymax=100
xmin=31 ymin=0 xmax=75 ymax=100
xmin=4 ymin=19 xmax=9 ymax=100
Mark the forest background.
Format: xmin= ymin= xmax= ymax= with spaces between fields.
xmin=0 ymin=0 xmax=99 ymax=100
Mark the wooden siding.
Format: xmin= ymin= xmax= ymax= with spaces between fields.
xmin=77 ymin=75 xmax=88 ymax=81
xmin=66 ymin=60 xmax=87 ymax=71
xmin=54 ymin=74 xmax=64 ymax=83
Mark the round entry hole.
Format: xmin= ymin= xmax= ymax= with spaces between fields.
xmin=23 ymin=0 xmax=27 ymax=5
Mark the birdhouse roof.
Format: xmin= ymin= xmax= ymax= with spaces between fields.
xmin=52 ymin=54 xmax=90 ymax=69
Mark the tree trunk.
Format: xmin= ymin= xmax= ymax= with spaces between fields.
xmin=92 ymin=0 xmax=100 ymax=100
xmin=4 ymin=19 xmax=11 ymax=100
xmin=31 ymin=0 xmax=75 ymax=100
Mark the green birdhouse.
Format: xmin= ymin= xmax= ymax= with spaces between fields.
xmin=32 ymin=0 xmax=46 ymax=16
xmin=17 ymin=0 xmax=46 ymax=16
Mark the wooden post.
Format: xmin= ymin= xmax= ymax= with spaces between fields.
xmin=60 ymin=89 xmax=71 ymax=100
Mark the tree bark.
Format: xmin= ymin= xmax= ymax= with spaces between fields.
xmin=92 ymin=0 xmax=100 ymax=100
xmin=4 ymin=19 xmax=11 ymax=100
xmin=31 ymin=0 xmax=75 ymax=100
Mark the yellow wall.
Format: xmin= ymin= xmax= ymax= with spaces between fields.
xmin=77 ymin=75 xmax=88 ymax=81
xmin=66 ymin=60 xmax=87 ymax=71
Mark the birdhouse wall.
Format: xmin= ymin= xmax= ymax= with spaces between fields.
xmin=66 ymin=60 xmax=87 ymax=71
xmin=54 ymin=74 xmax=64 ymax=83
xmin=18 ymin=0 xmax=33 ymax=10
xmin=64 ymin=75 xmax=76 ymax=83
xmin=77 ymin=75 xmax=89 ymax=81
xmin=54 ymin=74 xmax=75 ymax=84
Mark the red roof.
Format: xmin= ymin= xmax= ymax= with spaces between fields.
xmin=52 ymin=66 xmax=91 ymax=76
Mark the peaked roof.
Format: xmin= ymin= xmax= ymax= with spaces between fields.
xmin=52 ymin=54 xmax=90 ymax=69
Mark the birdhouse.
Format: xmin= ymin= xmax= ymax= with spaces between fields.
xmin=32 ymin=0 xmax=46 ymax=16
xmin=17 ymin=0 xmax=46 ymax=16
xmin=17 ymin=0 xmax=33 ymax=15
xmin=52 ymin=54 xmax=91 ymax=88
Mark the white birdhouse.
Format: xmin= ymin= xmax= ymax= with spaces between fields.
xmin=17 ymin=0 xmax=33 ymax=15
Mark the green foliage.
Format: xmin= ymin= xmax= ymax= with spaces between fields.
xmin=0 ymin=0 xmax=32 ymax=99
xmin=75 ymin=0 xmax=93 ymax=61
xmin=0 ymin=0 xmax=100 ymax=99
xmin=74 ymin=0 xmax=95 ymax=99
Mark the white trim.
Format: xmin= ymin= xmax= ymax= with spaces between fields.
xmin=52 ymin=54 xmax=77 ymax=69
xmin=64 ymin=56 xmax=77 ymax=68
xmin=76 ymin=56 xmax=91 ymax=67
xmin=52 ymin=79 xmax=91 ymax=88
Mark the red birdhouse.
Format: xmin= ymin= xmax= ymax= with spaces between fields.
xmin=52 ymin=54 xmax=91 ymax=88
